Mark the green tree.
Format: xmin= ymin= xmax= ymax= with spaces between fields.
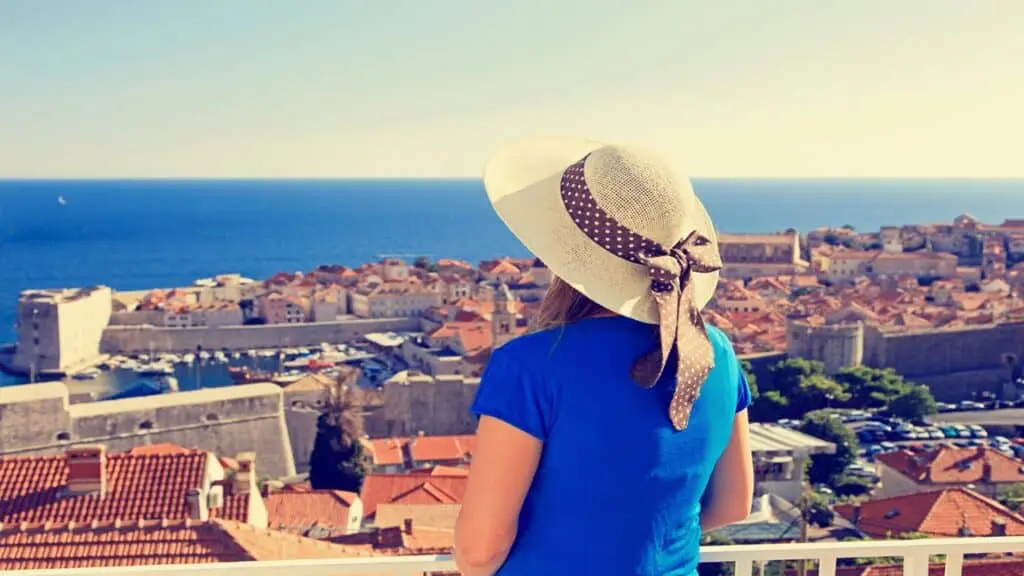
xmin=834 ymin=366 xmax=909 ymax=409
xmin=800 ymin=410 xmax=859 ymax=486
xmin=750 ymin=390 xmax=788 ymax=422
xmin=887 ymin=385 xmax=938 ymax=420
xmin=412 ymin=256 xmax=431 ymax=269
xmin=833 ymin=475 xmax=874 ymax=498
xmin=792 ymin=374 xmax=851 ymax=415
xmin=308 ymin=369 xmax=370 ymax=492
xmin=773 ymin=358 xmax=827 ymax=389
xmin=768 ymin=359 xmax=850 ymax=417
xmin=740 ymin=360 xmax=759 ymax=399
xmin=841 ymin=224 xmax=855 ymax=231
xmin=798 ymin=491 xmax=835 ymax=528
xmin=997 ymin=483 xmax=1024 ymax=512
xmin=823 ymin=233 xmax=840 ymax=246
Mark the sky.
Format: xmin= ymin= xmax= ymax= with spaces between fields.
xmin=1 ymin=0 xmax=1022 ymax=178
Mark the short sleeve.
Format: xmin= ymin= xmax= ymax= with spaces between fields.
xmin=736 ymin=368 xmax=753 ymax=413
xmin=470 ymin=347 xmax=552 ymax=441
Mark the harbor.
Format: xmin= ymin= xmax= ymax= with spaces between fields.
xmin=0 ymin=341 xmax=391 ymax=400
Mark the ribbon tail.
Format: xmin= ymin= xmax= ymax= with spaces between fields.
xmin=630 ymin=288 xmax=679 ymax=388
xmin=668 ymin=285 xmax=714 ymax=431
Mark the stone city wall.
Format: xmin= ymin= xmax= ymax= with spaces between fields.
xmin=366 ymin=373 xmax=479 ymax=438
xmin=0 ymin=383 xmax=297 ymax=478
xmin=871 ymin=322 xmax=1024 ymax=400
xmin=100 ymin=317 xmax=421 ymax=354
xmin=789 ymin=320 xmax=1024 ymax=401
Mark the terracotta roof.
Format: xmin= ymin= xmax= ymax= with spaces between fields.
xmin=876 ymin=446 xmax=1024 ymax=485
xmin=264 ymin=490 xmax=359 ymax=535
xmin=835 ymin=488 xmax=1024 ymax=538
xmin=0 ymin=518 xmax=373 ymax=570
xmin=0 ymin=447 xmax=247 ymax=524
xmin=407 ymin=435 xmax=475 ymax=464
xmin=365 ymin=438 xmax=408 ymax=467
xmin=408 ymin=466 xmax=469 ymax=477
xmin=330 ymin=523 xmax=455 ymax=555
xmin=374 ymin=503 xmax=461 ymax=531
xmin=360 ymin=474 xmax=469 ymax=517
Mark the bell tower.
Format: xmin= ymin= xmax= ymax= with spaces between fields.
xmin=492 ymin=283 xmax=517 ymax=349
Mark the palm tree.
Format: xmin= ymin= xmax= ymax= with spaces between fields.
xmin=308 ymin=365 xmax=369 ymax=491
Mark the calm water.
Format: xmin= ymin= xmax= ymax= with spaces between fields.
xmin=2 ymin=178 xmax=1024 ymax=388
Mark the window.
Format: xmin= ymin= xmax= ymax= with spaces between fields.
xmin=138 ymin=419 xmax=154 ymax=430
xmin=56 ymin=432 xmax=71 ymax=442
xmin=204 ymin=413 xmax=220 ymax=422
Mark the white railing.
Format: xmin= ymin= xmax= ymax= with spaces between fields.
xmin=6 ymin=536 xmax=1023 ymax=576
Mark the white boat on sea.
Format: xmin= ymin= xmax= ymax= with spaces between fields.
xmin=182 ymin=353 xmax=196 ymax=363
xmin=71 ymin=368 xmax=101 ymax=381
xmin=231 ymin=351 xmax=241 ymax=359
xmin=214 ymin=351 xmax=228 ymax=362
xmin=198 ymin=350 xmax=211 ymax=361
xmin=272 ymin=371 xmax=305 ymax=385
xmin=137 ymin=362 xmax=174 ymax=376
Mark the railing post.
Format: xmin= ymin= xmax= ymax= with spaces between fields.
xmin=817 ymin=554 xmax=837 ymax=576
xmin=734 ymin=558 xmax=754 ymax=576
xmin=903 ymin=552 xmax=930 ymax=576
xmin=943 ymin=551 xmax=964 ymax=576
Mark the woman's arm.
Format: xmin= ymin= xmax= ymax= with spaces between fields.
xmin=454 ymin=415 xmax=543 ymax=576
xmin=700 ymin=409 xmax=755 ymax=531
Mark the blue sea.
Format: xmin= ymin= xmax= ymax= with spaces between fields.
xmin=2 ymin=178 xmax=1024 ymax=389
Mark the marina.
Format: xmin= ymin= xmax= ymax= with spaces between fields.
xmin=0 ymin=343 xmax=393 ymax=399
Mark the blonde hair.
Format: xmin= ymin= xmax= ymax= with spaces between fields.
xmin=529 ymin=277 xmax=609 ymax=333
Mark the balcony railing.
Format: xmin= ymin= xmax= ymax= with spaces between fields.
xmin=6 ymin=536 xmax=1023 ymax=576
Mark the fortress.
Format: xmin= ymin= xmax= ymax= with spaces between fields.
xmin=787 ymin=319 xmax=1024 ymax=400
xmin=0 ymin=382 xmax=297 ymax=478
xmin=363 ymin=370 xmax=480 ymax=437
xmin=99 ymin=317 xmax=420 ymax=355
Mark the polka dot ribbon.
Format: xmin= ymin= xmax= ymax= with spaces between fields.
xmin=560 ymin=154 xmax=723 ymax=430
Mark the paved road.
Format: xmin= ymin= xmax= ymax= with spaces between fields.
xmin=931 ymin=409 xmax=1024 ymax=426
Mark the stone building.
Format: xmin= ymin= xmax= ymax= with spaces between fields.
xmin=718 ymin=232 xmax=809 ymax=280
xmin=365 ymin=371 xmax=479 ymax=438
xmin=11 ymin=286 xmax=113 ymax=375
xmin=0 ymin=382 xmax=297 ymax=478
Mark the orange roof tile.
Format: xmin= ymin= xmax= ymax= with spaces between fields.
xmin=374 ymin=503 xmax=461 ymax=531
xmin=0 ymin=448 xmax=247 ymax=524
xmin=876 ymin=446 xmax=1024 ymax=485
xmin=365 ymin=438 xmax=409 ymax=467
xmin=0 ymin=519 xmax=372 ymax=570
xmin=360 ymin=473 xmax=469 ymax=517
xmin=264 ymin=490 xmax=359 ymax=535
xmin=330 ymin=523 xmax=455 ymax=555
xmin=407 ymin=435 xmax=475 ymax=464
xmin=835 ymin=488 xmax=1024 ymax=538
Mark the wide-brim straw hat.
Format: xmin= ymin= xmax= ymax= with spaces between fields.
xmin=483 ymin=135 xmax=720 ymax=325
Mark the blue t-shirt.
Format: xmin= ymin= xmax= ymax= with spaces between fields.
xmin=470 ymin=315 xmax=752 ymax=576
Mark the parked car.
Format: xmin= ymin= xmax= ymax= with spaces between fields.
xmin=967 ymin=424 xmax=988 ymax=438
